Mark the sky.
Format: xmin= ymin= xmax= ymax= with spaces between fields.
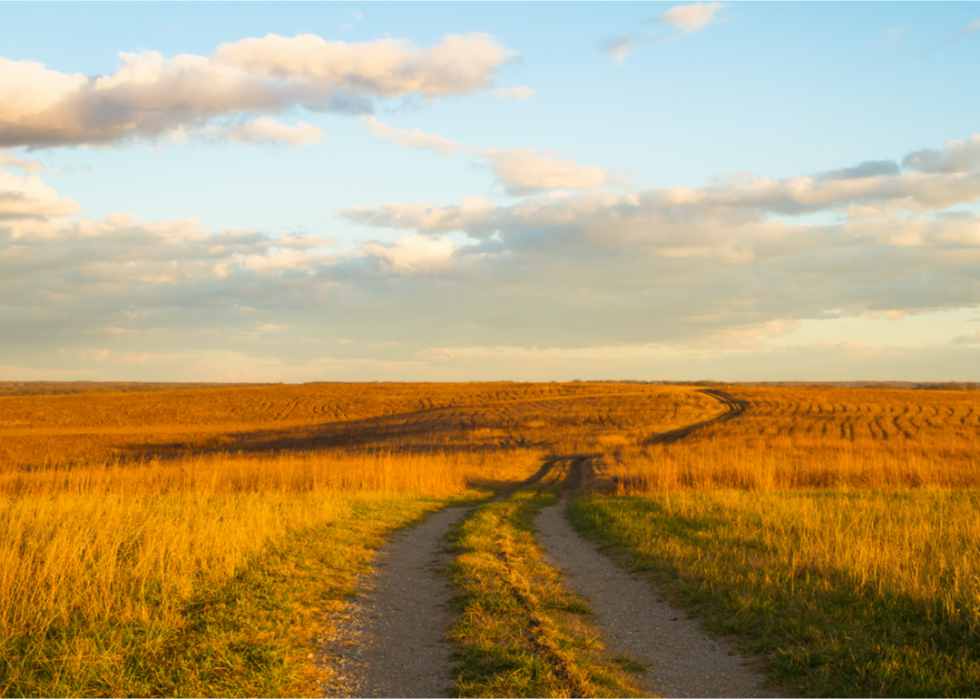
xmin=2 ymin=2 xmax=980 ymax=383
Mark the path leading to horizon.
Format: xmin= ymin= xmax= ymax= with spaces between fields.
xmin=318 ymin=389 xmax=784 ymax=697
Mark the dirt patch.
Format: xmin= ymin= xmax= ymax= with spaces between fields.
xmin=317 ymin=506 xmax=470 ymax=698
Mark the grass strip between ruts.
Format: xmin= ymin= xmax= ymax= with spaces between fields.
xmin=568 ymin=492 xmax=980 ymax=698
xmin=446 ymin=485 xmax=646 ymax=698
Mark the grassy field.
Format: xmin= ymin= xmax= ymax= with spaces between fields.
xmin=5 ymin=381 xmax=978 ymax=697
xmin=0 ymin=381 xmax=717 ymax=696
xmin=575 ymin=385 xmax=980 ymax=697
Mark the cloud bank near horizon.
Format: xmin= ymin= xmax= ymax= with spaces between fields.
xmin=3 ymin=131 xmax=979 ymax=378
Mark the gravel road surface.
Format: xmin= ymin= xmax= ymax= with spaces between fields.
xmin=317 ymin=506 xmax=469 ymax=698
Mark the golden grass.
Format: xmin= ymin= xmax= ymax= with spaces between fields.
xmin=572 ymin=489 xmax=980 ymax=696
xmin=0 ymin=381 xmax=719 ymax=696
xmin=576 ymin=385 xmax=980 ymax=696
xmin=607 ymin=386 xmax=980 ymax=491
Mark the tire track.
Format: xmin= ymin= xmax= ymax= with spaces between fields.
xmin=643 ymin=389 xmax=750 ymax=445
xmin=535 ymin=457 xmax=781 ymax=698
xmin=317 ymin=463 xmax=558 ymax=698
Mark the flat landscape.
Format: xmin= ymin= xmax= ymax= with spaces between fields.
xmin=1 ymin=381 xmax=978 ymax=697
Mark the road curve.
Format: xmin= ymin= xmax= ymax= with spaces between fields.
xmin=645 ymin=388 xmax=750 ymax=445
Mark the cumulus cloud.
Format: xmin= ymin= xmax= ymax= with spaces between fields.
xmin=214 ymin=32 xmax=515 ymax=97
xmin=902 ymin=134 xmax=980 ymax=174
xmin=355 ymin=234 xmax=456 ymax=274
xmin=0 ymin=33 xmax=518 ymax=148
xmin=0 ymin=171 xmax=80 ymax=218
xmin=333 ymin=132 xmax=980 ymax=352
xmin=483 ymin=148 xmax=609 ymax=195
xmin=6 ymin=133 xmax=980 ymax=375
xmin=653 ymin=2 xmax=728 ymax=36
xmin=343 ymin=135 xmax=980 ymax=242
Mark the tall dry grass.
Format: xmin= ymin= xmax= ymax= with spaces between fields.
xmin=572 ymin=488 xmax=980 ymax=696
xmin=0 ymin=448 xmax=543 ymax=696
xmin=0 ymin=448 xmax=540 ymax=631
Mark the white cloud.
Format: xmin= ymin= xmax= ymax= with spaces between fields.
xmin=358 ymin=120 xmax=608 ymax=196
xmin=655 ymin=2 xmax=728 ymax=36
xmin=602 ymin=3 xmax=727 ymax=64
xmin=483 ymin=148 xmax=609 ymax=195
xmin=212 ymin=32 xmax=515 ymax=98
xmin=5 ymin=133 xmax=980 ymax=379
xmin=0 ymin=150 xmax=47 ymax=173
xmin=600 ymin=35 xmax=642 ymax=66
xmin=355 ymin=234 xmax=456 ymax=274
xmin=902 ymin=134 xmax=980 ymax=174
xmin=0 ymin=33 xmax=518 ymax=148
xmin=0 ymin=172 xmax=80 ymax=218
xmin=214 ymin=118 xmax=325 ymax=146
xmin=360 ymin=116 xmax=467 ymax=155
xmin=342 ymin=136 xmax=980 ymax=242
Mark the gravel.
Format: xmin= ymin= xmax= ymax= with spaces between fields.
xmin=535 ymin=492 xmax=785 ymax=698
xmin=317 ymin=506 xmax=470 ymax=698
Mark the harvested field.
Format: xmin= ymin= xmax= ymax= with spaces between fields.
xmin=605 ymin=386 xmax=980 ymax=491
xmin=0 ymin=382 xmax=722 ymax=468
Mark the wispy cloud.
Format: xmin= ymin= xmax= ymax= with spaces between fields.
xmin=948 ymin=18 xmax=980 ymax=44
xmin=360 ymin=116 xmax=468 ymax=156
xmin=601 ymin=2 xmax=728 ymax=64
xmin=359 ymin=118 xmax=611 ymax=194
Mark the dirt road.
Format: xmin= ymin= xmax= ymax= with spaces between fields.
xmin=320 ymin=388 xmax=782 ymax=697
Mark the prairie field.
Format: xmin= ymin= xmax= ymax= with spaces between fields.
xmin=3 ymin=381 xmax=979 ymax=697
xmin=0 ymin=381 xmax=718 ymax=696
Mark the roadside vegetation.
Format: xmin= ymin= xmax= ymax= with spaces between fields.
xmin=0 ymin=449 xmax=535 ymax=696
xmin=574 ymin=385 xmax=980 ymax=697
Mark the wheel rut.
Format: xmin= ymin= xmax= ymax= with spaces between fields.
xmin=317 ymin=506 xmax=469 ymax=698
xmin=535 ymin=458 xmax=782 ymax=698
xmin=317 ymin=465 xmax=558 ymax=697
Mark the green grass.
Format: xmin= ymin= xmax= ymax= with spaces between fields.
xmin=1 ymin=495 xmax=469 ymax=697
xmin=569 ymin=491 xmax=980 ymax=698
xmin=446 ymin=484 xmax=645 ymax=698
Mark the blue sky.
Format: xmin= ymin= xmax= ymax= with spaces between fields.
xmin=1 ymin=2 xmax=979 ymax=382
